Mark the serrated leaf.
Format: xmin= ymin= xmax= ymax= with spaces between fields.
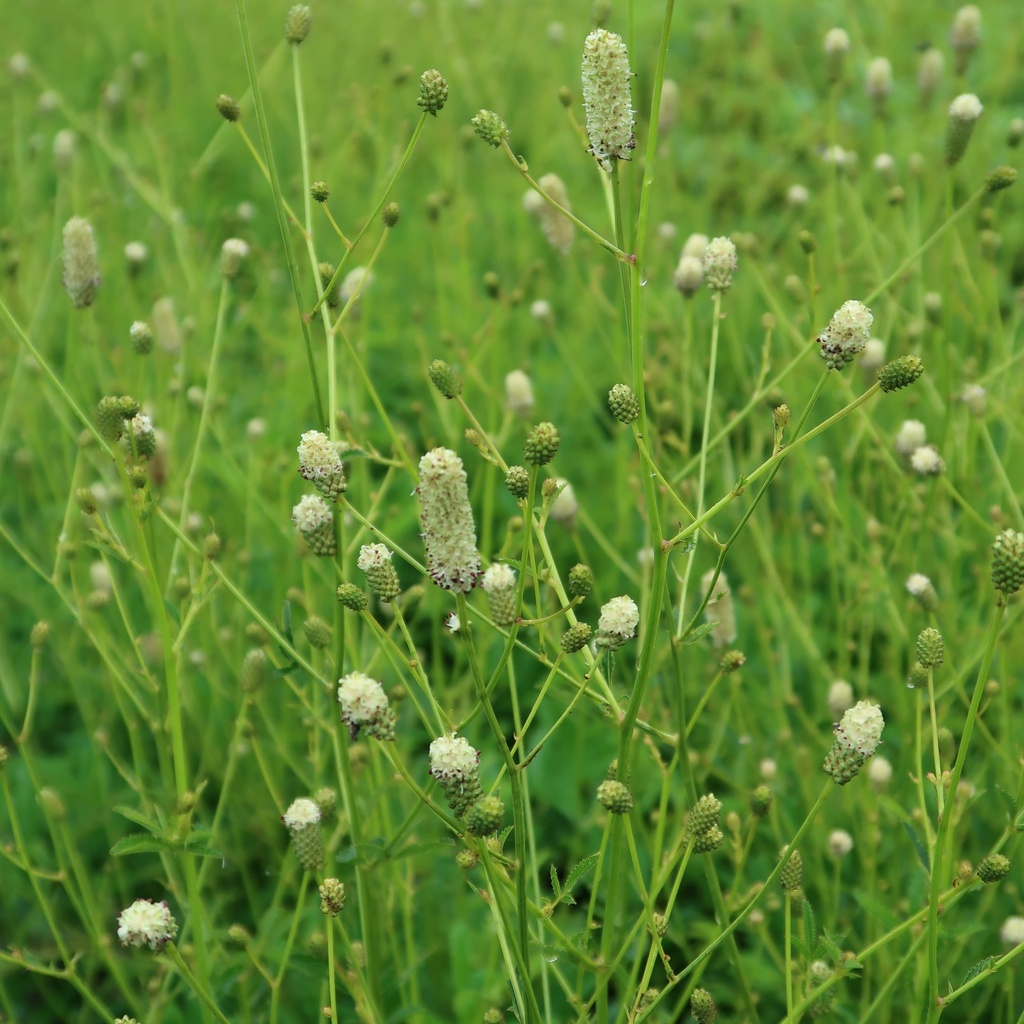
xmin=962 ymin=956 xmax=996 ymax=985
xmin=901 ymin=821 xmax=930 ymax=872
xmin=112 ymin=805 xmax=161 ymax=832
xmin=110 ymin=833 xmax=178 ymax=856
xmin=564 ymin=853 xmax=599 ymax=894
xmin=179 ymin=842 xmax=223 ymax=859
xmin=498 ymin=825 xmax=514 ymax=847
xmin=684 ymin=621 xmax=719 ymax=645
xmin=550 ymin=864 xmax=562 ymax=896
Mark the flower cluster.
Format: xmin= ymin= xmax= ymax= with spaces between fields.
xmin=429 ymin=733 xmax=483 ymax=817
xmin=581 ymin=29 xmax=635 ymax=170
xmin=297 ymin=430 xmax=346 ymax=499
xmin=338 ymin=671 xmax=395 ymax=741
xmin=823 ymin=700 xmax=884 ymax=784
xmin=117 ymin=899 xmax=177 ymax=951
xmin=595 ymin=595 xmax=639 ymax=650
xmin=417 ymin=448 xmax=481 ymax=593
xmin=818 ymin=300 xmax=873 ymax=370
xmin=291 ymin=494 xmax=335 ymax=556
xmin=282 ymin=797 xmax=323 ymax=871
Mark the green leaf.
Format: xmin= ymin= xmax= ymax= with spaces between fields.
xmin=110 ymin=833 xmax=178 ymax=856
xmin=995 ymin=785 xmax=1016 ymax=824
xmin=683 ymin=621 xmax=718 ymax=645
xmin=564 ymin=853 xmax=599 ymax=894
xmin=549 ymin=864 xmax=562 ymax=896
xmin=112 ymin=805 xmax=161 ymax=833
xmin=962 ymin=956 xmax=996 ymax=985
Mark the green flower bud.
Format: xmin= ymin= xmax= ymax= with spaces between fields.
xmin=357 ymin=544 xmax=402 ymax=603
xmin=720 ymin=649 xmax=746 ymax=673
xmin=303 ymin=615 xmax=332 ymax=650
xmin=240 ymin=648 xmax=268 ymax=692
xmin=568 ymin=563 xmax=595 ymax=598
xmin=417 ymin=69 xmax=448 ymax=116
xmin=471 ymin=109 xmax=511 ymax=148
xmin=310 ymin=180 xmax=330 ymax=203
xmin=318 ymin=878 xmax=345 ymax=916
xmin=779 ymin=845 xmax=803 ymax=892
xmin=985 ymin=166 xmax=1017 ymax=192
xmin=878 ymin=354 xmax=924 ymax=392
xmin=596 ymin=779 xmax=633 ymax=814
xmin=945 ymin=94 xmax=983 ymax=167
xmin=524 ymin=422 xmax=560 ymax=465
xmin=608 ymin=384 xmax=639 ymax=424
xmin=130 ymin=320 xmax=153 ymax=355
xmin=428 ymin=359 xmax=463 ymax=399
xmin=216 ymin=94 xmax=241 ymax=122
xmin=690 ymin=987 xmax=717 ymax=1024
xmin=336 ymin=582 xmax=368 ymax=611
xmin=916 ymin=627 xmax=944 ymax=668
xmin=318 ymin=261 xmax=340 ymax=307
xmin=798 ymin=229 xmax=817 ymax=254
xmin=686 ymin=794 xmax=723 ymax=837
xmin=992 ymin=529 xmax=1024 ymax=595
xmin=466 ymin=795 xmax=505 ymax=836
xmin=74 ymin=487 xmax=99 ymax=514
xmin=382 ymin=202 xmax=401 ymax=227
xmin=285 ymin=4 xmax=312 ymax=44
xmin=560 ymin=622 xmax=592 ymax=653
xmin=504 ymin=465 xmax=530 ymax=499
xmin=750 ymin=784 xmax=772 ymax=817
xmin=977 ymin=853 xmax=1010 ymax=883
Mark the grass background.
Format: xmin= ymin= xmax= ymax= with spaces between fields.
xmin=2 ymin=0 xmax=1023 ymax=1022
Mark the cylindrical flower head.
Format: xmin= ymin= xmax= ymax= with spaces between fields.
xmin=596 ymin=779 xmax=633 ymax=814
xmin=471 ymin=109 xmax=510 ymax=148
xmin=319 ymin=878 xmax=345 ymax=916
xmin=581 ymin=29 xmax=635 ymax=170
xmin=505 ymin=370 xmax=535 ymax=418
xmin=910 ymin=445 xmax=945 ymax=476
xmin=701 ymin=570 xmax=737 ymax=648
xmin=338 ymin=670 xmax=394 ymax=740
xmin=1000 ymin=916 xmax=1024 ymax=946
xmin=950 ymin=5 xmax=981 ymax=73
xmin=674 ymin=254 xmax=704 ymax=297
xmin=945 ymin=94 xmax=983 ymax=167
xmin=865 ymin=57 xmax=892 ymax=105
xmin=482 ymin=563 xmax=518 ymax=626
xmin=220 ymin=238 xmax=249 ymax=279
xmin=429 ymin=733 xmax=483 ymax=814
xmin=292 ymin=494 xmax=336 ymax=556
xmin=282 ymin=798 xmax=323 ymax=871
xmin=779 ymin=846 xmax=804 ymax=892
xmin=906 ymin=573 xmax=939 ymax=612
xmin=690 ymin=988 xmax=717 ymax=1024
xmin=991 ymin=529 xmax=1024 ymax=596
xmin=818 ymin=299 xmax=873 ymax=370
xmin=596 ymin=594 xmax=640 ymax=650
xmin=828 ymin=829 xmax=854 ymax=858
xmin=297 ymin=430 xmax=346 ymax=500
xmin=702 ymin=237 xmax=738 ymax=292
xmin=824 ymin=700 xmax=883 ymax=784
xmin=524 ymin=175 xmax=574 ymax=253
xmin=466 ymin=795 xmax=506 ymax=835
xmin=880 ymin=358 xmax=926 ymax=396
xmin=62 ymin=217 xmax=101 ymax=308
xmin=357 ymin=544 xmax=401 ymax=602
xmin=285 ymin=4 xmax=312 ymax=43
xmin=917 ymin=47 xmax=943 ymax=103
xmin=823 ymin=28 xmax=849 ymax=83
xmin=117 ymin=898 xmax=177 ymax=951
xmin=686 ymin=794 xmax=723 ymax=837
xmin=608 ymin=384 xmax=639 ymax=424
xmin=827 ymin=679 xmax=854 ymax=720
xmin=417 ymin=68 xmax=448 ymax=116
xmin=916 ymin=627 xmax=944 ymax=668
xmin=417 ymin=447 xmax=481 ymax=593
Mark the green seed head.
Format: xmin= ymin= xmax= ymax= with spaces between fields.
xmin=504 ymin=465 xmax=530 ymax=499
xmin=596 ymin=779 xmax=634 ymax=814
xmin=559 ymin=622 xmax=592 ymax=654
xmin=285 ymin=4 xmax=312 ymax=44
xmin=992 ymin=529 xmax=1024 ymax=595
xmin=878 ymin=354 xmax=924 ymax=392
xmin=568 ymin=563 xmax=595 ymax=599
xmin=976 ymin=853 xmax=1010 ymax=883
xmin=428 ymin=359 xmax=463 ymax=399
xmin=916 ymin=627 xmax=944 ymax=668
xmin=524 ymin=422 xmax=560 ymax=466
xmin=465 ymin=795 xmax=505 ymax=836
xmin=216 ymin=94 xmax=241 ymax=122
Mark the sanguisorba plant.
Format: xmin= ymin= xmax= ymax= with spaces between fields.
xmin=1 ymin=2 xmax=1023 ymax=1023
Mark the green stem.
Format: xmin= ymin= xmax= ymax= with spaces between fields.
xmin=925 ymin=601 xmax=1006 ymax=1023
